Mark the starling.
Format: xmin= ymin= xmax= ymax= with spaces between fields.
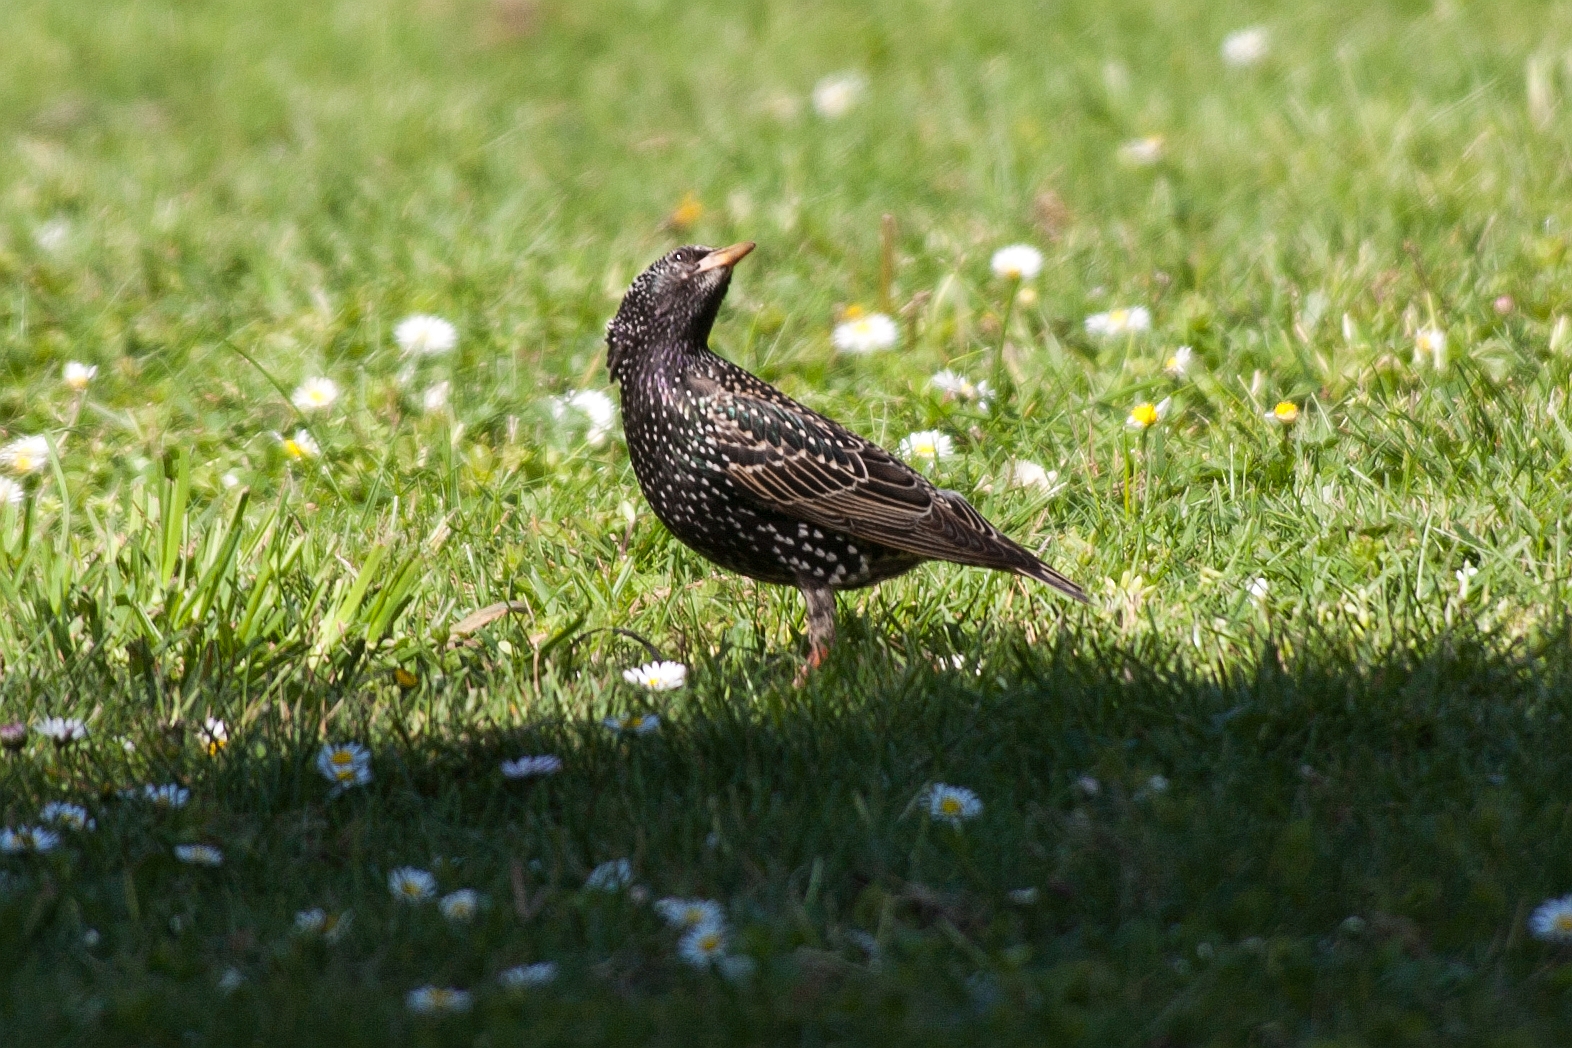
xmin=607 ymin=242 xmax=1087 ymax=673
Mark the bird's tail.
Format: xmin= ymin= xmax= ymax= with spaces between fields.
xmin=1016 ymin=557 xmax=1090 ymax=604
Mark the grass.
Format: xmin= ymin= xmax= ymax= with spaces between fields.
xmin=6 ymin=0 xmax=1572 ymax=1042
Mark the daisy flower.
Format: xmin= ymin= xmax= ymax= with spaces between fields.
xmin=295 ymin=908 xmax=353 ymax=941
xmin=929 ymin=370 xmax=993 ymax=408
xmin=898 ymin=430 xmax=955 ymax=468
xmin=34 ymin=219 xmax=70 ymax=253
xmin=395 ymin=315 xmax=458 ymax=357
xmin=678 ymin=922 xmax=730 ymax=966
xmin=1118 ymin=136 xmax=1165 ymax=166
xmin=291 ymin=377 xmax=339 ymax=413
xmin=279 ymin=429 xmax=320 ymax=460
xmin=499 ymin=962 xmax=559 ymax=989
xmin=421 ymin=381 xmax=450 ymax=413
xmin=217 ymin=968 xmax=245 ymax=993
xmin=584 ymin=859 xmax=633 ymax=892
xmin=439 ymin=889 xmax=480 ymax=923
xmin=927 ymin=783 xmax=984 ymax=826
xmin=500 ymin=755 xmax=564 ymax=779
xmin=1075 ymin=775 xmax=1101 ymax=797
xmin=990 ymin=244 xmax=1044 ymax=281
xmin=63 ymin=362 xmax=97 ymax=391
xmin=655 ymin=898 xmax=724 ymax=931
xmin=811 ymin=72 xmax=866 ymax=118
xmin=0 ymin=826 xmax=60 ymax=854
xmin=144 ymin=783 xmax=191 ymax=808
xmin=389 ymin=867 xmax=437 ymax=903
xmin=549 ymin=389 xmax=617 ymax=447
xmin=34 ymin=717 xmax=87 ymax=747
xmin=1222 ymin=27 xmax=1270 ymax=68
xmin=316 ymin=741 xmax=373 ymax=790
xmin=174 ymin=844 xmax=224 ymax=866
xmin=1415 ymin=326 xmax=1447 ymax=370
xmin=1002 ymin=460 xmax=1062 ymax=494
xmin=0 ymin=478 xmax=22 ymax=506
xmin=1456 ymin=562 xmax=1479 ymax=600
xmin=1530 ymin=895 xmax=1572 ymax=941
xmin=1085 ymin=307 xmax=1151 ymax=338
xmin=1248 ymin=577 xmax=1270 ymax=602
xmin=603 ymin=713 xmax=661 ymax=735
xmin=0 ymin=722 xmax=26 ymax=750
xmin=1265 ymin=401 xmax=1300 ymax=425
xmin=622 ymin=660 xmax=687 ymax=691
xmin=406 ymin=986 xmax=473 ymax=1014
xmin=1 ymin=436 xmax=51 ymax=475
xmin=40 ymin=802 xmax=94 ymax=831
xmin=1126 ymin=398 xmax=1171 ymax=430
xmin=1164 ymin=346 xmax=1195 ymax=378
xmin=831 ymin=312 xmax=899 ymax=354
xmin=199 ymin=718 xmax=227 ymax=756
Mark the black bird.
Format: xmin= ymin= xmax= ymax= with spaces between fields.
xmin=607 ymin=241 xmax=1087 ymax=674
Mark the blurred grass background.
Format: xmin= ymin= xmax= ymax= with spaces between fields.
xmin=7 ymin=0 xmax=1572 ymax=1043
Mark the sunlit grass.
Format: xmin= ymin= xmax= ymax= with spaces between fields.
xmin=6 ymin=0 xmax=1572 ymax=1042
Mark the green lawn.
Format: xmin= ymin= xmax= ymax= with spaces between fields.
xmin=6 ymin=0 xmax=1572 ymax=1043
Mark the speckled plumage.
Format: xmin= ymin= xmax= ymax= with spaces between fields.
xmin=608 ymin=243 xmax=1087 ymax=669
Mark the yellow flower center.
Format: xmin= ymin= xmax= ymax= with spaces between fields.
xmin=1109 ymin=309 xmax=1129 ymax=326
xmin=401 ymin=883 xmax=422 ymax=896
xmin=1129 ymin=403 xmax=1159 ymax=428
xmin=842 ymin=304 xmax=866 ymax=320
xmin=1555 ymin=913 xmax=1572 ymax=932
xmin=699 ymin=933 xmax=721 ymax=952
xmin=940 ymin=797 xmax=962 ymax=816
xmin=335 ymin=766 xmax=357 ymax=781
xmin=283 ymin=440 xmax=305 ymax=459
xmin=1272 ymin=401 xmax=1300 ymax=424
xmin=331 ymin=750 xmax=355 ymax=766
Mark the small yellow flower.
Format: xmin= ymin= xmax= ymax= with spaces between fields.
xmin=667 ymin=193 xmax=705 ymax=231
xmin=280 ymin=429 xmax=320 ymax=460
xmin=1267 ymin=401 xmax=1300 ymax=425
xmin=1127 ymin=403 xmax=1159 ymax=429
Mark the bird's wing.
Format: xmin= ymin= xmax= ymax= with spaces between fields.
xmin=687 ymin=373 xmax=1082 ymax=597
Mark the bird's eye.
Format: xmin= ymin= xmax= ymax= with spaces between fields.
xmin=674 ymin=249 xmax=692 ymax=264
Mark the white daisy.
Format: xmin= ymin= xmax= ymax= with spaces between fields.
xmin=174 ymin=844 xmax=224 ymax=866
xmin=830 ymin=312 xmax=898 ymax=354
xmin=1265 ymin=401 xmax=1300 ymax=425
xmin=501 ymin=755 xmax=563 ymax=779
xmin=811 ymin=72 xmax=866 ymax=118
xmin=63 ymin=362 xmax=97 ymax=391
xmin=1164 ymin=346 xmax=1195 ymax=378
xmin=990 ymin=244 xmax=1044 ymax=281
xmin=1 ymin=435 xmax=50 ymax=475
xmin=1126 ymin=398 xmax=1172 ymax=430
xmin=898 ymin=430 xmax=956 ymax=468
xmin=34 ymin=219 xmax=70 ymax=253
xmin=389 ymin=867 xmax=437 ymax=903
xmin=1118 ymin=136 xmax=1165 ymax=166
xmin=677 ymin=922 xmax=730 ymax=966
xmin=291 ymin=377 xmax=339 ymax=412
xmin=549 ymin=389 xmax=617 ymax=447
xmin=0 ymin=826 xmax=60 ymax=854
xmin=499 ymin=962 xmax=559 ymax=989
xmin=217 ymin=968 xmax=245 ymax=993
xmin=1248 ymin=577 xmax=1270 ymax=602
xmin=34 ymin=717 xmax=87 ymax=746
xmin=294 ymin=908 xmax=328 ymax=935
xmin=40 ymin=802 xmax=94 ymax=831
xmin=0 ymin=478 xmax=22 ymax=506
xmin=1530 ymin=895 xmax=1572 ymax=941
xmin=143 ymin=783 xmax=190 ymax=808
xmin=395 ymin=314 xmax=458 ymax=357
xmin=279 ymin=429 xmax=320 ymax=460
xmin=584 ymin=859 xmax=633 ymax=892
xmin=1222 ymin=27 xmax=1270 ymax=67
xmin=929 ymin=370 xmax=993 ymax=409
xmin=316 ymin=741 xmax=373 ymax=790
xmin=927 ymin=783 xmax=983 ymax=826
xmin=199 ymin=718 xmax=228 ymax=755
xmin=1003 ymin=460 xmax=1062 ymax=495
xmin=622 ymin=660 xmax=687 ymax=691
xmin=1456 ymin=562 xmax=1479 ymax=600
xmin=603 ymin=713 xmax=662 ymax=735
xmin=421 ymin=381 xmax=450 ymax=413
xmin=1146 ymin=774 xmax=1170 ymax=794
xmin=1415 ymin=326 xmax=1447 ymax=370
xmin=654 ymin=898 xmax=724 ymax=931
xmin=1075 ymin=775 xmax=1101 ymax=797
xmin=1085 ymin=307 xmax=1152 ymax=338
xmin=405 ymin=986 xmax=472 ymax=1014
xmin=439 ymin=889 xmax=480 ymax=923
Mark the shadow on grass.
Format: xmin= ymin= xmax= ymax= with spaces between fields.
xmin=5 ymin=624 xmax=1572 ymax=1046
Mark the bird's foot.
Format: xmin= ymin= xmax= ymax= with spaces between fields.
xmin=792 ymin=643 xmax=829 ymax=688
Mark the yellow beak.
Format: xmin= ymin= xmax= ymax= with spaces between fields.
xmin=694 ymin=241 xmax=755 ymax=273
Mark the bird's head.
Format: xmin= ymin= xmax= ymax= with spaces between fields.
xmin=606 ymin=242 xmax=754 ymax=381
